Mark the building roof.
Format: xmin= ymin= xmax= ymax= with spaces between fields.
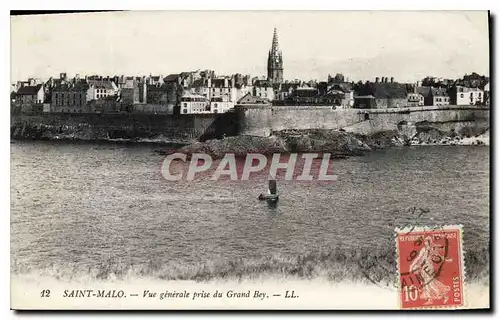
xmin=17 ymin=84 xmax=43 ymax=95
xmin=279 ymin=83 xmax=297 ymax=92
xmin=87 ymin=80 xmax=116 ymax=90
xmin=212 ymin=78 xmax=233 ymax=88
xmin=254 ymin=79 xmax=272 ymax=87
xmin=182 ymin=93 xmax=206 ymax=99
xmin=416 ymin=86 xmax=431 ymax=98
xmin=53 ymin=82 xmax=89 ymax=92
xmin=369 ymin=83 xmax=408 ymax=99
xmin=330 ymin=83 xmax=353 ymax=92
xmin=164 ymin=74 xmax=180 ymax=82
xmin=179 ymin=72 xmax=194 ymax=78
xmin=191 ymin=79 xmax=206 ymax=88
xmin=430 ymin=87 xmax=449 ymax=97
xmin=456 ymin=85 xmax=483 ymax=92
xmin=237 ymin=93 xmax=269 ymax=104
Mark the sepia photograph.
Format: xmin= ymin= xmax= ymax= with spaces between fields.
xmin=9 ymin=10 xmax=490 ymax=310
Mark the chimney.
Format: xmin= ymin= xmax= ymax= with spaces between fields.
xmin=390 ymin=77 xmax=394 ymax=83
xmin=375 ymin=77 xmax=380 ymax=83
xmin=60 ymin=73 xmax=67 ymax=81
xmin=384 ymin=77 xmax=388 ymax=83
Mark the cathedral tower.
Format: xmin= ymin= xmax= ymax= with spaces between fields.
xmin=267 ymin=28 xmax=283 ymax=84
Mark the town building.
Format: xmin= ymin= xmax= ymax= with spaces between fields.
xmin=51 ymin=82 xmax=90 ymax=113
xmin=17 ymin=84 xmax=45 ymax=105
xmin=179 ymin=94 xmax=211 ymax=114
xmin=484 ymin=82 xmax=490 ymax=105
xmin=353 ymin=95 xmax=377 ymax=109
xmin=274 ymin=82 xmax=297 ymax=101
xmin=322 ymin=84 xmax=355 ymax=108
xmin=146 ymin=84 xmax=169 ymax=104
xmin=86 ymin=80 xmax=119 ymax=101
xmin=147 ymin=75 xmax=164 ymax=86
xmin=407 ymin=92 xmax=425 ymax=107
xmin=430 ymin=88 xmax=450 ymax=106
xmin=180 ymin=76 xmax=237 ymax=115
xmin=253 ymin=79 xmax=274 ymax=101
xmin=209 ymin=97 xmax=234 ymax=114
xmin=121 ymin=77 xmax=147 ymax=105
xmin=289 ymin=85 xmax=318 ymax=104
xmin=426 ymin=87 xmax=450 ymax=106
xmin=210 ymin=78 xmax=237 ymax=102
xmin=232 ymin=74 xmax=253 ymax=101
xmin=450 ymin=85 xmax=484 ymax=105
xmin=353 ymin=77 xmax=408 ymax=108
xmin=267 ymin=28 xmax=283 ymax=84
xmin=189 ymin=76 xmax=236 ymax=102
xmin=16 ymin=84 xmax=45 ymax=112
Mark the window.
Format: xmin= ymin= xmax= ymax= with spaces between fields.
xmin=460 ymin=94 xmax=464 ymax=98
xmin=183 ymin=109 xmax=188 ymax=114
xmin=214 ymin=103 xmax=218 ymax=108
xmin=184 ymin=103 xmax=187 ymax=108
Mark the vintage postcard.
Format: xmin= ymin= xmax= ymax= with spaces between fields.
xmin=10 ymin=11 xmax=490 ymax=310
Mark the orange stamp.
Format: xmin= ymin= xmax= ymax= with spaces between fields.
xmin=395 ymin=225 xmax=465 ymax=309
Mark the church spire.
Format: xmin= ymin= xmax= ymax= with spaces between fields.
xmin=267 ymin=28 xmax=283 ymax=84
xmin=271 ymin=28 xmax=279 ymax=52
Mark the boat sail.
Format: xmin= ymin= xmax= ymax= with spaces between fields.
xmin=259 ymin=178 xmax=279 ymax=201
xmin=268 ymin=179 xmax=277 ymax=195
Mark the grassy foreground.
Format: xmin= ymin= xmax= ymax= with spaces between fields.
xmin=12 ymin=246 xmax=489 ymax=285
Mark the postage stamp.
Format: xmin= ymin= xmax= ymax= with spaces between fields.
xmin=395 ymin=225 xmax=465 ymax=309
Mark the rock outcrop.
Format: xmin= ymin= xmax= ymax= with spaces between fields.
xmin=175 ymin=129 xmax=385 ymax=159
xmin=10 ymin=122 xmax=192 ymax=144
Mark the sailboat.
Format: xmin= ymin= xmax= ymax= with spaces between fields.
xmin=258 ymin=178 xmax=279 ymax=201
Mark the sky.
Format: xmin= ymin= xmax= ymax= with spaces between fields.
xmin=10 ymin=11 xmax=490 ymax=83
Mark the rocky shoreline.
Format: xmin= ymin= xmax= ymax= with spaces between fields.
xmin=11 ymin=122 xmax=489 ymax=156
xmin=10 ymin=122 xmax=194 ymax=145
xmin=164 ymin=126 xmax=489 ymax=159
xmin=408 ymin=128 xmax=489 ymax=146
